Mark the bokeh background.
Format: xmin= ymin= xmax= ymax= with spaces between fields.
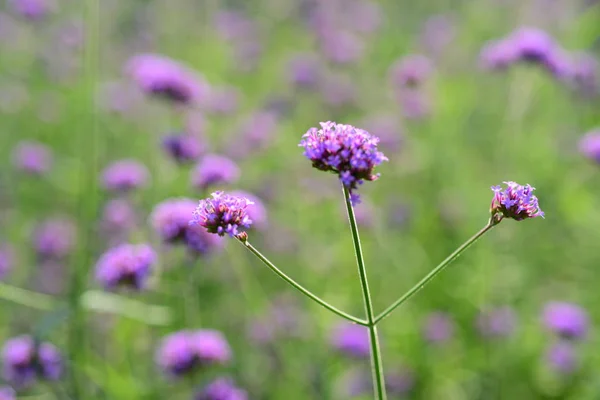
xmin=0 ymin=0 xmax=599 ymax=398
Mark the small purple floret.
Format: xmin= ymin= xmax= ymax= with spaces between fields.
xmin=490 ymin=181 xmax=544 ymax=222
xmin=423 ymin=312 xmax=454 ymax=344
xmin=546 ymin=340 xmax=578 ymax=373
xmin=331 ymin=322 xmax=370 ymax=358
xmin=578 ymin=129 xmax=600 ymax=164
xmin=299 ymin=121 xmax=387 ymax=205
xmin=162 ymin=133 xmax=204 ymax=164
xmin=11 ymin=141 xmax=53 ymax=175
xmin=190 ymin=154 xmax=240 ymax=190
xmin=94 ymin=243 xmax=156 ymax=290
xmin=195 ymin=377 xmax=248 ymax=400
xmin=542 ymin=301 xmax=588 ymax=339
xmin=1 ymin=335 xmax=63 ymax=387
xmin=0 ymin=386 xmax=15 ymax=400
xmin=190 ymin=191 xmax=253 ymax=237
xmin=33 ymin=218 xmax=76 ymax=260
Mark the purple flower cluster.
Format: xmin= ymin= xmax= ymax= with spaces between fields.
xmin=543 ymin=301 xmax=588 ymax=339
xmin=1 ymin=336 xmax=62 ymax=387
xmin=423 ymin=312 xmax=455 ymax=344
xmin=8 ymin=0 xmax=54 ymax=21
xmin=195 ymin=378 xmax=248 ymax=400
xmin=229 ymin=190 xmax=267 ymax=230
xmin=0 ymin=244 xmax=14 ymax=281
xmin=331 ymin=322 xmax=370 ymax=358
xmin=102 ymin=160 xmax=150 ymax=192
xmin=156 ymin=329 xmax=231 ymax=377
xmin=125 ymin=53 xmax=209 ymax=105
xmin=389 ymin=54 xmax=433 ymax=88
xmin=162 ymin=133 xmax=204 ymax=164
xmin=299 ymin=122 xmax=388 ymax=205
xmin=0 ymin=386 xmax=15 ymax=400
xmin=190 ymin=192 xmax=254 ymax=237
xmin=11 ymin=141 xmax=53 ymax=175
xmin=490 ymin=181 xmax=544 ymax=222
xmin=33 ymin=218 xmax=76 ymax=260
xmin=578 ymin=129 xmax=600 ymax=164
xmin=190 ymin=154 xmax=240 ymax=190
xmin=94 ymin=243 xmax=156 ymax=290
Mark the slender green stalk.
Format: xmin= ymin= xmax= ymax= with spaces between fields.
xmin=374 ymin=222 xmax=495 ymax=325
xmin=342 ymin=186 xmax=386 ymax=400
xmin=236 ymin=238 xmax=368 ymax=326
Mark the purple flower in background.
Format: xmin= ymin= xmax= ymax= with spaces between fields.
xmin=476 ymin=306 xmax=517 ymax=338
xmin=248 ymin=295 xmax=306 ymax=343
xmin=184 ymin=224 xmax=226 ymax=255
xmin=190 ymin=191 xmax=254 ymax=237
xmin=8 ymin=0 xmax=54 ymax=21
xmin=542 ymin=301 xmax=588 ymax=339
xmin=162 ymin=133 xmax=204 ymax=164
xmin=1 ymin=336 xmax=62 ymax=387
xmin=361 ymin=115 xmax=403 ymax=153
xmin=101 ymin=199 xmax=136 ymax=233
xmin=389 ymin=54 xmax=433 ymax=88
xmin=331 ymin=322 xmax=370 ymax=358
xmin=420 ymin=14 xmax=456 ymax=57
xmin=479 ymin=39 xmax=519 ymax=70
xmin=288 ymin=53 xmax=322 ymax=88
xmin=195 ymin=378 xmax=248 ymax=400
xmin=229 ymin=190 xmax=267 ymax=230
xmin=33 ymin=218 xmax=76 ymax=260
xmin=510 ymin=27 xmax=557 ymax=64
xmin=94 ymin=243 xmax=156 ymax=290
xmin=396 ymin=88 xmax=432 ymax=120
xmin=0 ymin=244 xmax=13 ymax=280
xmin=102 ymin=160 xmax=150 ymax=192
xmin=125 ymin=53 xmax=209 ymax=104
xmin=190 ymin=154 xmax=240 ymax=190
xmin=156 ymin=329 xmax=231 ymax=377
xmin=12 ymin=141 xmax=53 ymax=175
xmin=386 ymin=368 xmax=415 ymax=396
xmin=341 ymin=200 xmax=374 ymax=228
xmin=546 ymin=341 xmax=578 ymax=373
xmin=214 ymin=10 xmax=256 ymax=42
xmin=320 ymin=73 xmax=357 ymax=108
xmin=570 ymin=52 xmax=598 ymax=94
xmin=205 ymin=86 xmax=240 ymax=115
xmin=578 ymin=129 xmax=600 ymax=163
xmin=423 ymin=312 xmax=455 ymax=344
xmin=346 ymin=0 xmax=382 ymax=34
xmin=0 ymin=386 xmax=15 ymax=400
xmin=490 ymin=181 xmax=544 ymax=222
xmin=150 ymin=198 xmax=198 ymax=242
xmin=300 ymin=121 xmax=388 ymax=205
xmin=320 ymin=30 xmax=364 ymax=65
xmin=234 ymin=111 xmax=279 ymax=156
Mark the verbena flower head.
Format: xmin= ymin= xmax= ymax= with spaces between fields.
xmin=578 ymin=129 xmax=600 ymax=164
xmin=151 ymin=198 xmax=198 ymax=243
xmin=162 ymin=133 xmax=204 ymax=164
xmin=9 ymin=0 xmax=54 ymax=21
xmin=190 ymin=154 xmax=240 ymax=190
xmin=11 ymin=141 xmax=53 ymax=175
xmin=542 ymin=301 xmax=588 ymax=339
xmin=299 ymin=121 xmax=388 ymax=205
xmin=1 ymin=336 xmax=62 ymax=387
xmin=331 ymin=322 xmax=370 ymax=358
xmin=490 ymin=181 xmax=544 ymax=223
xmin=125 ymin=53 xmax=209 ymax=104
xmin=94 ymin=243 xmax=156 ymax=290
xmin=0 ymin=386 xmax=15 ymax=400
xmin=229 ymin=190 xmax=267 ymax=230
xmin=156 ymin=329 xmax=231 ymax=377
xmin=389 ymin=54 xmax=433 ymax=87
xmin=190 ymin=192 xmax=253 ymax=237
xmin=546 ymin=340 xmax=578 ymax=374
xmin=0 ymin=244 xmax=14 ymax=281
xmin=479 ymin=39 xmax=519 ymax=70
xmin=423 ymin=312 xmax=455 ymax=344
xmin=195 ymin=378 xmax=248 ymax=400
xmin=33 ymin=218 xmax=76 ymax=260
xmin=184 ymin=224 xmax=226 ymax=256
xmin=476 ymin=306 xmax=517 ymax=339
xmin=102 ymin=160 xmax=150 ymax=192
xmin=510 ymin=27 xmax=556 ymax=64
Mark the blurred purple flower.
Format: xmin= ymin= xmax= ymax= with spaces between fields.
xmin=156 ymin=329 xmax=231 ymax=377
xmin=346 ymin=0 xmax=382 ymax=34
xmin=287 ymin=53 xmax=322 ymax=88
xmin=125 ymin=53 xmax=209 ymax=105
xmin=101 ymin=199 xmax=136 ymax=233
xmin=331 ymin=322 xmax=370 ymax=358
xmin=94 ymin=243 xmax=156 ymax=290
xmin=8 ymin=0 xmax=54 ymax=21
xmin=214 ymin=10 xmax=256 ymax=42
xmin=320 ymin=73 xmax=357 ymax=108
xmin=479 ymin=39 xmax=519 ymax=70
xmin=420 ymin=14 xmax=456 ymax=57
xmin=490 ymin=181 xmax=544 ymax=222
xmin=0 ymin=244 xmax=14 ymax=281
xmin=162 ymin=133 xmax=204 ymax=164
xmin=150 ymin=198 xmax=197 ymax=243
xmin=578 ymin=129 xmax=600 ymax=163
xmin=542 ymin=301 xmax=588 ymax=339
xmin=389 ymin=54 xmax=433 ymax=88
xmin=570 ymin=52 xmax=598 ymax=94
xmin=205 ymin=86 xmax=240 ymax=115
xmin=195 ymin=378 xmax=248 ymax=400
xmin=237 ymin=111 xmax=279 ymax=154
xmin=12 ymin=141 xmax=53 ymax=175
xmin=1 ymin=336 xmax=62 ymax=387
xmin=190 ymin=154 xmax=240 ymax=190
xmin=300 ymin=121 xmax=387 ymax=205
xmin=184 ymin=224 xmax=226 ymax=256
xmin=229 ymin=190 xmax=267 ymax=230
xmin=33 ymin=218 xmax=76 ymax=260
xmin=190 ymin=191 xmax=254 ymax=237
xmin=102 ymin=160 xmax=150 ymax=192
xmin=361 ymin=115 xmax=403 ymax=153
xmin=510 ymin=27 xmax=557 ymax=64
xmin=546 ymin=340 xmax=578 ymax=373
xmin=476 ymin=306 xmax=517 ymax=338
xmin=423 ymin=312 xmax=455 ymax=344
xmin=0 ymin=386 xmax=15 ymax=400
xmin=396 ymin=88 xmax=432 ymax=120
xmin=320 ymin=30 xmax=365 ymax=65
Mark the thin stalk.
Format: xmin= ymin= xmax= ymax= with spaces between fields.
xmin=236 ymin=238 xmax=368 ymax=326
xmin=374 ymin=222 xmax=495 ymax=325
xmin=342 ymin=186 xmax=386 ymax=400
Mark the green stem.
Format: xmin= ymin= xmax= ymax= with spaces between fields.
xmin=374 ymin=222 xmax=495 ymax=325
xmin=236 ymin=239 xmax=368 ymax=326
xmin=342 ymin=186 xmax=386 ymax=400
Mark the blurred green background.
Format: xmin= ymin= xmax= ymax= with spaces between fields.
xmin=0 ymin=0 xmax=599 ymax=398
